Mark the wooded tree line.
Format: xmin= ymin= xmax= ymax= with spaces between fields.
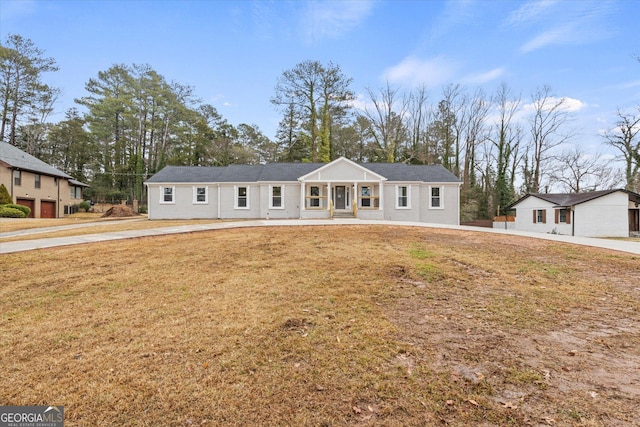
xmin=2 ymin=34 xmax=639 ymax=219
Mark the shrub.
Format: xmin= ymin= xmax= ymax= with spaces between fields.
xmin=0 ymin=183 xmax=11 ymax=204
xmin=138 ymin=205 xmax=148 ymax=214
xmin=79 ymin=201 xmax=91 ymax=212
xmin=0 ymin=206 xmax=26 ymax=218
xmin=5 ymin=204 xmax=30 ymax=216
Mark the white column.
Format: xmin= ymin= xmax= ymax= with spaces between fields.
xmin=299 ymin=181 xmax=305 ymax=217
xmin=353 ymin=182 xmax=357 ymax=209
xmin=326 ymin=182 xmax=331 ymax=210
xmin=378 ymin=180 xmax=384 ymax=213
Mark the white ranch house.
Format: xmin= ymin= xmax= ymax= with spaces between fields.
xmin=145 ymin=157 xmax=461 ymax=224
xmin=508 ymin=189 xmax=640 ymax=238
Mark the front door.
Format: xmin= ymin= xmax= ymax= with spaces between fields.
xmin=630 ymin=209 xmax=639 ymax=232
xmin=335 ymin=186 xmax=346 ymax=209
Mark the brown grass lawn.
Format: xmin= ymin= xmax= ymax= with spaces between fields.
xmin=1 ymin=226 xmax=638 ymax=426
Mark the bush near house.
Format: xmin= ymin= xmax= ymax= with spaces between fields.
xmin=4 ymin=203 xmax=31 ymax=216
xmin=78 ymin=201 xmax=91 ymax=212
xmin=0 ymin=183 xmax=12 ymax=204
xmin=0 ymin=206 xmax=27 ymax=218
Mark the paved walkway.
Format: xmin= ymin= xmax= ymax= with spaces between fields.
xmin=1 ymin=219 xmax=639 ymax=255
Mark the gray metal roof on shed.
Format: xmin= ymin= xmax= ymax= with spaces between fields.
xmin=0 ymin=142 xmax=73 ymax=179
xmin=145 ymin=161 xmax=461 ymax=184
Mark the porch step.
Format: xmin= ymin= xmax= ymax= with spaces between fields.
xmin=333 ymin=211 xmax=355 ymax=219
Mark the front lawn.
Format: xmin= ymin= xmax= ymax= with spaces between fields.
xmin=1 ymin=226 xmax=638 ymax=426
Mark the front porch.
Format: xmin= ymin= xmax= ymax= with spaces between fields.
xmin=298 ymin=181 xmax=384 ymax=220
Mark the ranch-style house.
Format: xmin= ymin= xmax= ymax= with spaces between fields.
xmin=145 ymin=157 xmax=462 ymax=224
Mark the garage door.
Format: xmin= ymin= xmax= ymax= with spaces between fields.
xmin=40 ymin=201 xmax=56 ymax=218
xmin=16 ymin=198 xmax=35 ymax=218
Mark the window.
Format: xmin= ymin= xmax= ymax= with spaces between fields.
xmin=76 ymin=187 xmax=82 ymax=199
xmin=235 ymin=186 xmax=249 ymax=209
xmin=35 ymin=174 xmax=41 ymax=189
xmin=533 ymin=209 xmax=546 ymax=223
xmin=54 ymin=177 xmax=58 ymax=187
xmin=430 ymin=186 xmax=442 ymax=209
xmin=70 ymin=187 xmax=76 ymax=198
xmin=396 ymin=185 xmax=410 ymax=208
xmin=193 ymin=187 xmax=207 ymax=204
xmin=161 ymin=187 xmax=174 ymax=204
xmin=13 ymin=170 xmax=21 ymax=186
xmin=270 ymin=185 xmax=283 ymax=208
xmin=556 ymin=208 xmax=571 ymax=224
xmin=361 ymin=186 xmax=371 ymax=207
xmin=310 ymin=186 xmax=320 ymax=207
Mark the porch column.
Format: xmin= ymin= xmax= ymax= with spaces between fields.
xmin=378 ymin=180 xmax=384 ymax=213
xmin=326 ymin=182 xmax=331 ymax=210
xmin=353 ymin=182 xmax=358 ymax=209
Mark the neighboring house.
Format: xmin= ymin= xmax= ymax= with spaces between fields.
xmin=508 ymin=189 xmax=640 ymax=238
xmin=145 ymin=157 xmax=462 ymax=224
xmin=0 ymin=142 xmax=89 ymax=218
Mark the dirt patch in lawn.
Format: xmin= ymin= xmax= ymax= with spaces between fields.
xmin=1 ymin=226 xmax=638 ymax=426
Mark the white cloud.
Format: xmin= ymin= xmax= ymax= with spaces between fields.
xmin=509 ymin=1 xmax=617 ymax=53
xmin=505 ymin=0 xmax=558 ymax=26
xmin=522 ymin=96 xmax=587 ymax=113
xmin=463 ymin=67 xmax=505 ymax=85
xmin=520 ymin=24 xmax=579 ymax=53
xmin=383 ymin=55 xmax=458 ymax=89
xmin=302 ymin=0 xmax=374 ymax=44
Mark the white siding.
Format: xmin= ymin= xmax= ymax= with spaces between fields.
xmin=573 ymin=192 xmax=629 ymax=237
xmin=513 ymin=197 xmax=561 ymax=234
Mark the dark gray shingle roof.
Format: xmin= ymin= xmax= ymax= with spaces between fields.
xmin=0 ymin=142 xmax=72 ymax=179
xmin=145 ymin=160 xmax=461 ymax=184
xmin=509 ymin=189 xmax=640 ymax=208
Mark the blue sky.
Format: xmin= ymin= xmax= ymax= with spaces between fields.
xmin=1 ymin=0 xmax=639 ymax=156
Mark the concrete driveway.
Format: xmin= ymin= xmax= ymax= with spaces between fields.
xmin=1 ymin=219 xmax=639 ymax=255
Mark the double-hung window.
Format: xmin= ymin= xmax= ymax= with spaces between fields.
xmin=193 ymin=187 xmax=207 ymax=204
xmin=361 ymin=186 xmax=371 ymax=207
xmin=270 ymin=185 xmax=283 ymax=209
xmin=310 ymin=186 xmax=320 ymax=207
xmin=35 ymin=174 xmax=41 ymax=189
xmin=13 ymin=170 xmax=21 ymax=186
xmin=161 ymin=187 xmax=175 ymax=204
xmin=430 ymin=186 xmax=442 ymax=209
xmin=396 ymin=185 xmax=410 ymax=209
xmin=235 ymin=186 xmax=249 ymax=209
xmin=533 ymin=209 xmax=546 ymax=223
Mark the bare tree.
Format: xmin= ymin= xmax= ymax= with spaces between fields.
xmin=548 ymin=146 xmax=622 ymax=192
xmin=487 ymin=83 xmax=522 ymax=215
xmin=459 ymin=88 xmax=489 ymax=202
xmin=525 ymin=85 xmax=576 ymax=192
xmin=602 ymin=108 xmax=640 ymax=191
xmin=360 ymin=82 xmax=408 ymax=163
